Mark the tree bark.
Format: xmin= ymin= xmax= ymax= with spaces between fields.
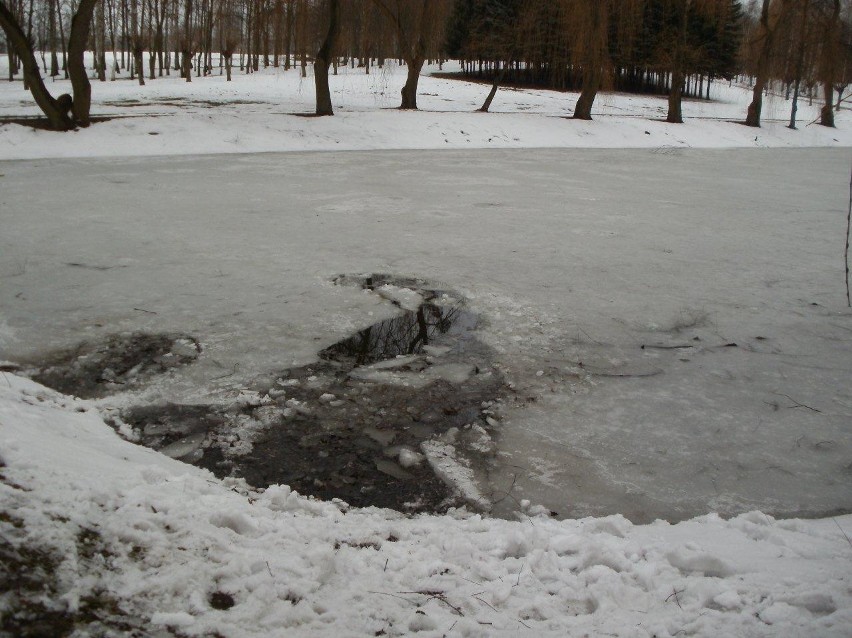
xmin=314 ymin=0 xmax=340 ymax=116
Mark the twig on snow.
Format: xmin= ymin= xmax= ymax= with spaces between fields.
xmin=368 ymin=590 xmax=418 ymax=605
xmin=398 ymin=591 xmax=464 ymax=616
xmin=833 ymin=518 xmax=852 ymax=549
xmin=665 ymin=588 xmax=684 ymax=610
xmin=472 ymin=595 xmax=499 ymax=613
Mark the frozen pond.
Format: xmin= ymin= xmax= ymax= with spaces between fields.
xmin=1 ymin=147 xmax=850 ymax=522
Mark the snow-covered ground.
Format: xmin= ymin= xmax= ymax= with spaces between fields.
xmin=2 ymin=373 xmax=851 ymax=636
xmin=0 ymin=59 xmax=850 ymax=159
xmin=2 ymin=61 xmax=852 ymax=635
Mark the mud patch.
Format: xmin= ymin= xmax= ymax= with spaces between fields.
xmin=28 ymin=332 xmax=201 ymax=399
xmin=115 ymin=276 xmax=509 ymax=514
xmin=0 ymin=511 xmax=142 ymax=637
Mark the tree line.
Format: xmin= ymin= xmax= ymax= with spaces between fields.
xmin=0 ymin=0 xmax=849 ymax=130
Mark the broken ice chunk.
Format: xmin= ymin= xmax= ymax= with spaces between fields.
xmin=160 ymin=432 xmax=206 ymax=461
xmin=376 ymin=284 xmax=424 ymax=311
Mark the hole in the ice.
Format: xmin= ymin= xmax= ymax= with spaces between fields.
xmin=318 ymin=303 xmax=477 ymax=366
xmin=108 ymin=275 xmax=507 ymax=515
xmin=25 ymin=333 xmax=201 ymax=399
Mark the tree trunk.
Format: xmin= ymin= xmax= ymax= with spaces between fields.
xmin=400 ymin=56 xmax=423 ymax=109
xmin=314 ymin=0 xmax=340 ymax=116
xmin=819 ymin=0 xmax=841 ymax=127
xmin=96 ymin=0 xmax=106 ymax=81
xmin=0 ymin=0 xmax=71 ymax=129
xmin=667 ymin=68 xmax=684 ymax=123
xmin=479 ymin=63 xmax=505 ymax=112
xmin=820 ymin=81 xmax=836 ymax=127
xmin=788 ymin=0 xmax=810 ymax=130
xmin=56 ymin=0 xmax=67 ymax=78
xmin=48 ymin=0 xmax=59 ymax=77
xmin=183 ymin=0 xmax=192 ymax=81
xmin=67 ymin=0 xmax=97 ymax=126
xmin=746 ymin=0 xmax=792 ymax=127
xmin=666 ymin=0 xmax=689 ymax=124
xmin=284 ymin=0 xmax=293 ymax=70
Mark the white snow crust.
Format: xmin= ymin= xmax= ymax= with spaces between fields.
xmin=2 ymin=373 xmax=851 ymax=637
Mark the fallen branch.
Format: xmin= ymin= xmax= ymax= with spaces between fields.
xmin=581 ymin=366 xmax=664 ymax=378
xmin=775 ymin=393 xmax=822 ymax=413
xmin=846 ymin=161 xmax=851 ymax=307
xmin=640 ymin=344 xmax=695 ymax=350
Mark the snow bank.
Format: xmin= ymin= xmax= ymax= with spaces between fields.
xmin=1 ymin=60 xmax=849 ymax=161
xmin=2 ymin=372 xmax=851 ymax=636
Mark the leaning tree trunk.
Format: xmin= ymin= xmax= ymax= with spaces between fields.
xmin=386 ymin=0 xmax=434 ymax=111
xmin=314 ymin=0 xmax=340 ymax=116
xmin=479 ymin=62 xmax=506 ymax=112
xmin=67 ymin=0 xmax=97 ymax=126
xmin=572 ymin=0 xmax=606 ymax=121
xmin=0 ymin=0 xmax=71 ymax=129
xmin=574 ymin=64 xmax=602 ymax=120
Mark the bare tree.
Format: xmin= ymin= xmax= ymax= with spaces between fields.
xmin=818 ymin=0 xmax=842 ymax=126
xmin=371 ymin=0 xmax=449 ymax=109
xmin=746 ymin=0 xmax=795 ymax=127
xmin=314 ymin=0 xmax=340 ymax=115
xmin=0 ymin=0 xmax=72 ymax=128
xmin=572 ymin=0 xmax=611 ymax=120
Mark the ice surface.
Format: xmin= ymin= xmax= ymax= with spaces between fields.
xmin=0 ymin=147 xmax=850 ymax=522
